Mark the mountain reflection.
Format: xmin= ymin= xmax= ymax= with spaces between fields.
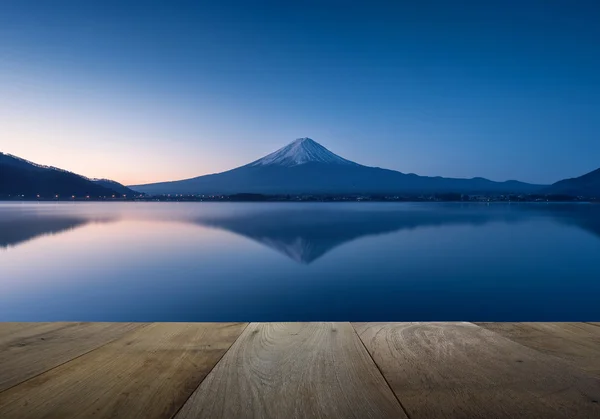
xmin=193 ymin=204 xmax=600 ymax=264
xmin=0 ymin=215 xmax=116 ymax=249
xmin=192 ymin=207 xmax=524 ymax=264
xmin=528 ymin=204 xmax=600 ymax=239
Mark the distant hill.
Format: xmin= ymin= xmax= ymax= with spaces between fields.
xmin=0 ymin=152 xmax=131 ymax=198
xmin=131 ymin=138 xmax=546 ymax=196
xmin=544 ymin=167 xmax=600 ymax=198
xmin=92 ymin=179 xmax=138 ymax=197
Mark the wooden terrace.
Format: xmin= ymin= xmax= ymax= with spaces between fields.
xmin=1 ymin=322 xmax=600 ymax=418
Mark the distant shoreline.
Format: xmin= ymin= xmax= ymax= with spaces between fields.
xmin=0 ymin=193 xmax=597 ymax=204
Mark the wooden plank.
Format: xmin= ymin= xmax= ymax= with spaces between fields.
xmin=0 ymin=322 xmax=143 ymax=392
xmin=175 ymin=322 xmax=407 ymax=419
xmin=0 ymin=322 xmax=247 ymax=419
xmin=476 ymin=322 xmax=600 ymax=377
xmin=0 ymin=323 xmax=49 ymax=338
xmin=353 ymin=322 xmax=600 ymax=419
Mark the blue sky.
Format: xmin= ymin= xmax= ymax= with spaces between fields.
xmin=1 ymin=0 xmax=599 ymax=185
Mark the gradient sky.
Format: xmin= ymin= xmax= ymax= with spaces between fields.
xmin=1 ymin=0 xmax=599 ymax=185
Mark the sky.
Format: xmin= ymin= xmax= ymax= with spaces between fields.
xmin=1 ymin=0 xmax=599 ymax=185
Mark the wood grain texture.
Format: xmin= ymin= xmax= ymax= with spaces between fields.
xmin=0 ymin=322 xmax=247 ymax=419
xmin=476 ymin=322 xmax=600 ymax=377
xmin=175 ymin=322 xmax=407 ymax=419
xmin=353 ymin=322 xmax=600 ymax=419
xmin=0 ymin=322 xmax=143 ymax=392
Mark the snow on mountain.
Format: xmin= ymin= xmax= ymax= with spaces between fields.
xmin=248 ymin=137 xmax=358 ymax=167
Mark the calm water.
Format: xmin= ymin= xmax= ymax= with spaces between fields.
xmin=1 ymin=202 xmax=599 ymax=321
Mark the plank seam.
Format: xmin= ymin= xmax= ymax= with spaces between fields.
xmin=169 ymin=322 xmax=251 ymax=419
xmin=0 ymin=322 xmax=149 ymax=395
xmin=350 ymin=323 xmax=413 ymax=419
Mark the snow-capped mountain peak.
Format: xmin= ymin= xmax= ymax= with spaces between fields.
xmin=248 ymin=137 xmax=358 ymax=167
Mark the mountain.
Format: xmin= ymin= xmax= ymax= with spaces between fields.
xmin=131 ymin=137 xmax=545 ymax=196
xmin=92 ymin=179 xmax=138 ymax=196
xmin=0 ymin=152 xmax=128 ymax=198
xmin=543 ymin=167 xmax=600 ymax=198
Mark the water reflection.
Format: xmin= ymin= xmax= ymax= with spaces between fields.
xmin=2 ymin=203 xmax=599 ymax=263
xmin=1 ymin=202 xmax=600 ymax=322
xmin=528 ymin=204 xmax=600 ymax=239
xmin=193 ymin=208 xmax=523 ymax=264
xmin=0 ymin=213 xmax=117 ymax=249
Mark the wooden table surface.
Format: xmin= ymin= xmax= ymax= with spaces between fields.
xmin=1 ymin=322 xmax=599 ymax=419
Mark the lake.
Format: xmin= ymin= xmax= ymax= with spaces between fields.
xmin=1 ymin=202 xmax=599 ymax=322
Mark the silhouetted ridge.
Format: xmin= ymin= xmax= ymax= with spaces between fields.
xmin=544 ymin=167 xmax=600 ymax=197
xmin=0 ymin=152 xmax=132 ymax=198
